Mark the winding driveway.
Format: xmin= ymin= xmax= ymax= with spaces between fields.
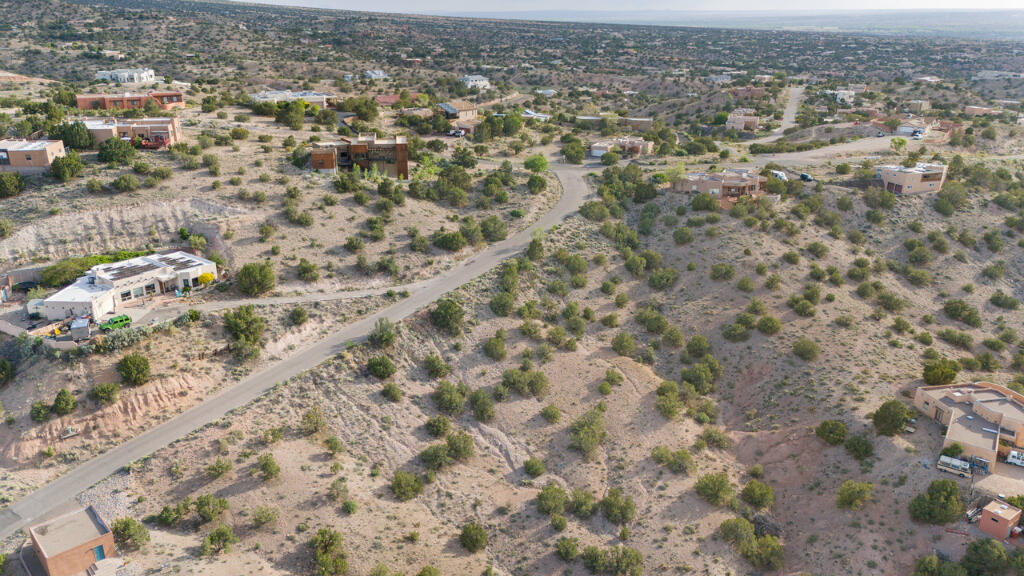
xmin=0 ymin=163 xmax=594 ymax=540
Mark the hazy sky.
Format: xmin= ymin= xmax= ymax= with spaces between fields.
xmin=233 ymin=0 xmax=1023 ymax=14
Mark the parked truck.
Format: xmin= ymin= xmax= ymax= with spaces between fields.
xmin=1007 ymin=450 xmax=1024 ymax=468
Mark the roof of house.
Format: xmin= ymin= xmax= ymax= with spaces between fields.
xmin=0 ymin=139 xmax=60 ymax=151
xmin=984 ymin=499 xmax=1023 ymax=520
xmin=29 ymin=506 xmax=109 ymax=559
xmin=878 ymin=162 xmax=946 ymax=175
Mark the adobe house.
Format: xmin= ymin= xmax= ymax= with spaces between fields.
xmin=0 ymin=139 xmax=66 ymax=175
xmin=28 ymin=506 xmax=118 ymax=576
xmin=75 ymin=91 xmax=185 ymax=111
xmin=309 ymin=134 xmax=409 ymax=179
xmin=914 ymin=381 xmax=1024 ymax=473
xmin=979 ymin=499 xmax=1022 ymax=540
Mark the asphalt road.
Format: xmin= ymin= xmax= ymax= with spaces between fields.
xmin=748 ymin=85 xmax=804 ymax=145
xmin=0 ymin=163 xmax=593 ymax=541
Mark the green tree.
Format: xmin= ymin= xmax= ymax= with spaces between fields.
xmin=117 ymin=353 xmax=150 ymax=386
xmin=50 ymin=121 xmax=94 ymax=149
xmin=960 ymin=538 xmax=1007 ymax=576
xmin=740 ymin=479 xmax=774 ymax=509
xmin=309 ymin=528 xmax=348 ymax=576
xmin=909 ymin=479 xmax=964 ymax=524
xmin=815 ymin=420 xmax=847 ymax=445
xmin=873 ymin=399 xmax=912 ymax=436
xmin=923 ymin=358 xmax=960 ymax=386
xmin=836 ymin=480 xmax=874 ymax=510
xmin=429 ymin=298 xmax=465 ymax=335
xmin=111 ymin=517 xmax=150 ymax=550
xmin=523 ymin=154 xmax=548 ymax=172
xmin=97 ymin=137 xmax=136 ymax=164
xmin=391 ymin=471 xmax=423 ymax=501
xmin=236 ymin=261 xmax=276 ymax=296
xmin=0 ymin=358 xmax=15 ymax=386
xmin=50 ymin=151 xmax=84 ymax=182
xmin=459 ymin=522 xmax=488 ymax=552
xmin=0 ymin=172 xmax=26 ymax=198
xmin=200 ymin=524 xmax=238 ymax=556
xmin=52 ymin=388 xmax=76 ymax=415
xmin=695 ymin=473 xmax=733 ymax=506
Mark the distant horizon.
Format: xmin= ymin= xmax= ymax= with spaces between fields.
xmin=226 ymin=1 xmax=1024 ymax=14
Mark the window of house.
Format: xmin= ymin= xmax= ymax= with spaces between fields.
xmin=133 ymin=287 xmax=144 ymax=298
xmin=24 ymin=155 xmax=31 ymax=162
xmin=182 ymin=278 xmax=191 ymax=288
xmin=144 ymin=284 xmax=156 ymax=295
xmin=0 ymin=151 xmax=8 ymax=165
xmin=120 ymin=291 xmax=132 ymax=302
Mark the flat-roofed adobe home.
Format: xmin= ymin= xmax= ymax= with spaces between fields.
xmin=876 ymin=162 xmax=947 ymax=194
xmin=979 ymin=499 xmax=1023 ymax=540
xmin=81 ymin=117 xmax=183 ymax=147
xmin=0 ymin=139 xmax=66 ymax=175
xmin=75 ymin=91 xmax=185 ymax=111
xmin=309 ymin=134 xmax=409 ymax=179
xmin=438 ymin=100 xmax=477 ymax=121
xmin=42 ymin=250 xmax=218 ymax=321
xmin=914 ymin=381 xmax=1024 ymax=474
xmin=670 ymin=168 xmax=767 ymax=208
xmin=27 ymin=506 xmax=120 ymax=576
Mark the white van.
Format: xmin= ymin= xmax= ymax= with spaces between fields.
xmin=1007 ymin=450 xmax=1024 ymax=468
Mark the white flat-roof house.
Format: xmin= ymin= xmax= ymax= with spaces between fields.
xmin=364 ymin=70 xmax=389 ymax=80
xmin=250 ymin=90 xmax=335 ymax=109
xmin=95 ymin=68 xmax=156 ymax=84
xmin=42 ymin=251 xmax=217 ymax=321
xmin=459 ymin=75 xmax=491 ymax=90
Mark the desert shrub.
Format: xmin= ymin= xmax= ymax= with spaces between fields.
xmin=844 ymin=434 xmax=874 ymax=461
xmin=815 ymin=420 xmax=847 ymax=445
xmin=367 ymin=356 xmax=397 ymax=379
xmin=943 ymin=299 xmax=982 ymax=328
xmin=537 ymin=483 xmax=569 ymax=515
xmin=251 ymin=506 xmax=279 ymax=528
xmin=873 ymin=399 xmax=912 ymax=436
xmin=429 ymin=298 xmax=465 ymax=334
xmin=792 ymin=338 xmax=820 ymax=361
xmin=694 ymin=472 xmax=733 ymax=506
xmin=424 ymin=354 xmax=450 ymax=378
xmin=391 ymin=471 xmax=423 ymax=501
xmin=556 ymin=537 xmax=580 ymax=561
xmin=611 ymin=332 xmax=636 ymax=356
xmin=836 ymin=480 xmax=874 ymax=510
xmin=923 ymin=358 xmax=961 ymax=385
xmin=524 ymin=457 xmax=545 ymax=477
xmin=432 ymin=381 xmax=469 ymax=415
xmin=741 ymin=480 xmax=774 ymax=509
xmin=236 ymin=261 xmax=276 ymax=296
xmin=117 ymin=353 xmax=150 ymax=386
xmin=569 ymin=405 xmax=607 ymax=458
xmin=309 ymin=528 xmax=348 ymax=575
xmin=90 ymin=382 xmax=120 ymax=405
xmin=483 ymin=330 xmax=507 ymax=360
xmin=459 ymin=522 xmax=488 ymax=553
xmin=195 ymin=494 xmax=229 ymax=523
xmin=111 ymin=517 xmax=150 ymax=549
xmin=200 ymin=524 xmax=238 ymax=556
xmin=651 ymin=446 xmax=695 ymax=474
xmin=599 ymin=488 xmax=636 ymax=525
xmin=257 ymin=453 xmax=280 ymax=480
xmin=223 ymin=305 xmax=266 ymax=359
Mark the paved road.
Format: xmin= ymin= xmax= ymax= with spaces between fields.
xmin=748 ymin=85 xmax=804 ymax=145
xmin=0 ymin=164 xmax=594 ymax=541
